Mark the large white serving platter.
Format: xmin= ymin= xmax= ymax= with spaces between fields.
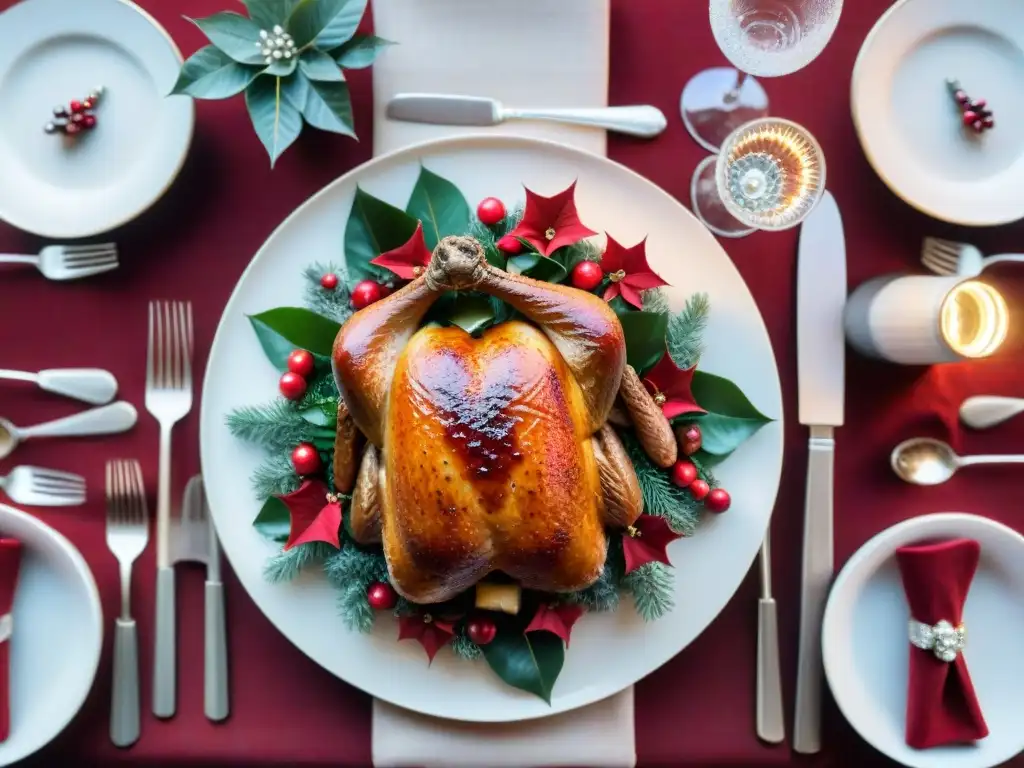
xmin=200 ymin=135 xmax=784 ymax=722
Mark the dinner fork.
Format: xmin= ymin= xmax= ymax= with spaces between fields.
xmin=0 ymin=243 xmax=118 ymax=280
xmin=920 ymin=237 xmax=1024 ymax=278
xmin=0 ymin=465 xmax=85 ymax=506
xmin=106 ymin=459 xmax=149 ymax=748
xmin=146 ymin=300 xmax=193 ymax=718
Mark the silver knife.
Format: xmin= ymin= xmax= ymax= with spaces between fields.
xmin=793 ymin=191 xmax=846 ymax=754
xmin=385 ymin=93 xmax=667 ymax=138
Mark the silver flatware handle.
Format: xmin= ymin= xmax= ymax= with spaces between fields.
xmin=153 ymin=565 xmax=175 ymax=718
xmin=0 ymin=255 xmax=38 ymax=265
xmin=110 ymin=618 xmax=140 ymax=747
xmin=37 ymin=368 xmax=117 ymax=404
xmin=983 ymin=254 xmax=1024 ymax=271
xmin=959 ymin=395 xmax=1024 ymax=430
xmin=204 ymin=580 xmax=229 ymax=721
xmin=757 ymin=597 xmax=785 ymax=744
xmin=503 ymin=105 xmax=667 ymax=138
xmin=19 ymin=401 xmax=136 ymax=440
xmin=793 ymin=430 xmax=835 ymax=754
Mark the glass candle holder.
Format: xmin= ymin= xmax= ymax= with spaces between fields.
xmin=844 ymin=274 xmax=1009 ymax=364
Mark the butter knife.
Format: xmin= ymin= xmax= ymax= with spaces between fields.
xmin=385 ymin=93 xmax=667 ymax=138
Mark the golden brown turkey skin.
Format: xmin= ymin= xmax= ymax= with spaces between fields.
xmin=381 ymin=321 xmax=605 ymax=603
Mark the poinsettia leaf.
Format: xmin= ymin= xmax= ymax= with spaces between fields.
xmin=689 ymin=371 xmax=772 ymax=456
xmin=299 ymin=48 xmax=344 ymax=81
xmin=244 ymin=75 xmax=302 ymax=167
xmin=189 ymin=12 xmax=266 ymax=65
xmin=301 ymin=80 xmax=355 ymax=136
xmin=333 ymin=34 xmax=394 ymax=68
xmin=170 ymin=45 xmax=262 ymax=99
xmin=280 ymin=70 xmax=309 ymax=111
xmin=287 ymin=0 xmax=366 ymax=49
xmin=405 ymin=166 xmax=471 ymax=251
xmin=248 ymin=307 xmax=341 ymax=368
xmin=481 ymin=630 xmax=564 ymax=703
xmin=618 ymin=311 xmax=669 ymax=375
xmin=344 ymin=187 xmax=420 ymax=282
xmin=446 ymin=294 xmax=495 ymax=335
xmin=242 ymin=0 xmax=297 ymax=29
xmin=507 ymin=253 xmax=568 ymax=283
xmin=253 ymin=496 xmax=291 ymax=542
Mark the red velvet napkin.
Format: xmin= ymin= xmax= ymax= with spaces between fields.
xmin=0 ymin=539 xmax=22 ymax=743
xmin=895 ymin=538 xmax=988 ymax=749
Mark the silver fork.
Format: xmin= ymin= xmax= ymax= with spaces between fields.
xmin=106 ymin=459 xmax=149 ymax=748
xmin=0 ymin=243 xmax=118 ymax=280
xmin=921 ymin=237 xmax=1024 ymax=277
xmin=145 ymin=300 xmax=193 ymax=719
xmin=0 ymin=465 xmax=85 ymax=506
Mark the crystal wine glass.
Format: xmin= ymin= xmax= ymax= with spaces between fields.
xmin=681 ymin=0 xmax=843 ymax=153
xmin=691 ymin=117 xmax=825 ymax=238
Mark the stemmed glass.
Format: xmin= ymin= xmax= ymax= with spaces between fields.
xmin=691 ymin=117 xmax=825 ymax=238
xmin=681 ymin=0 xmax=844 ymax=153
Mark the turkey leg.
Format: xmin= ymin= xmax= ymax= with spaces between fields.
xmin=592 ymin=424 xmax=643 ymax=528
xmin=349 ymin=444 xmax=382 ymax=544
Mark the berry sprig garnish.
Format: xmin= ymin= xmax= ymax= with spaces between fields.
xmin=947 ymin=78 xmax=994 ymax=135
xmin=45 ymin=86 xmax=105 ymax=137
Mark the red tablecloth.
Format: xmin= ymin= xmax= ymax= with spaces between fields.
xmin=2 ymin=1 xmax=1022 ymax=766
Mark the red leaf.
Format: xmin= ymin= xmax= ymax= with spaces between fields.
xmin=506 ymin=181 xmax=598 ymax=256
xmin=525 ymin=603 xmax=585 ymax=646
xmin=642 ymin=354 xmax=706 ymax=420
xmin=600 ymin=235 xmax=668 ymax=309
xmin=622 ymin=514 xmax=684 ymax=574
xmin=277 ymin=479 xmax=343 ymax=551
xmin=397 ymin=614 xmax=456 ymax=663
xmin=370 ymin=221 xmax=433 ymax=280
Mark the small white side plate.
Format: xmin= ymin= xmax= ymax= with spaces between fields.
xmin=823 ymin=512 xmax=1024 ymax=768
xmin=0 ymin=0 xmax=194 ymax=238
xmin=852 ymin=0 xmax=1024 ymax=226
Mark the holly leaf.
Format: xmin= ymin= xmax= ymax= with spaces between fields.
xmin=248 ymin=307 xmax=341 ymax=368
xmin=332 ymin=34 xmax=394 ymax=69
xmin=242 ymin=0 xmax=298 ymax=29
xmin=298 ymin=48 xmax=344 ymax=81
xmin=301 ymin=80 xmax=355 ymax=136
xmin=481 ymin=629 xmax=565 ymax=703
xmin=344 ymin=187 xmax=420 ymax=282
xmin=170 ymin=45 xmax=262 ymax=99
xmin=287 ymin=0 xmax=367 ymax=49
xmin=188 ymin=12 xmax=266 ymax=65
xmin=507 ymin=252 xmax=568 ymax=283
xmin=525 ymin=603 xmax=585 ymax=647
xmin=245 ymin=75 xmax=302 ymax=167
xmin=622 ymin=514 xmax=684 ymax=574
xmin=447 ymin=294 xmax=495 ymax=335
xmin=689 ymin=371 xmax=772 ymax=457
xmin=618 ymin=311 xmax=668 ymax=375
xmin=404 ymin=166 xmax=470 ymax=251
xmin=253 ymin=496 xmax=291 ymax=542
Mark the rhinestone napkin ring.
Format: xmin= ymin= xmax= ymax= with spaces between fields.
xmin=909 ymin=619 xmax=966 ymax=662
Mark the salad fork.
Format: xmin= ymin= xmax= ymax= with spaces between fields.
xmin=146 ymin=300 xmax=193 ymax=719
xmin=0 ymin=465 xmax=85 ymax=506
xmin=921 ymin=237 xmax=1024 ymax=278
xmin=106 ymin=459 xmax=149 ymax=748
xmin=0 ymin=243 xmax=118 ymax=280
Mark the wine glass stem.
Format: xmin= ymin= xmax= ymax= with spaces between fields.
xmin=723 ymin=70 xmax=749 ymax=105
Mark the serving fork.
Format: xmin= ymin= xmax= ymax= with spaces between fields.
xmin=0 ymin=243 xmax=118 ymax=280
xmin=0 ymin=465 xmax=85 ymax=506
xmin=145 ymin=300 xmax=193 ymax=718
xmin=920 ymin=237 xmax=1024 ymax=277
xmin=106 ymin=459 xmax=149 ymax=748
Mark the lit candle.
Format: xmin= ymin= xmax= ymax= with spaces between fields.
xmin=939 ymin=280 xmax=1009 ymax=358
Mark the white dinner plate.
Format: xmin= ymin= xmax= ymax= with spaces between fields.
xmin=852 ymin=0 xmax=1024 ymax=226
xmin=0 ymin=503 xmax=102 ymax=766
xmin=199 ymin=134 xmax=784 ymax=722
xmin=0 ymin=0 xmax=193 ymax=238
xmin=823 ymin=513 xmax=1024 ymax=768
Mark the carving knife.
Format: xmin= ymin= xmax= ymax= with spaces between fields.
xmin=385 ymin=93 xmax=668 ymax=138
xmin=793 ymin=191 xmax=846 ymax=754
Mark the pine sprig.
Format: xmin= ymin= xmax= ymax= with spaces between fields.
xmin=323 ymin=544 xmax=390 ymax=633
xmin=450 ymin=625 xmax=483 ymax=660
xmin=227 ymin=400 xmax=321 ymax=452
xmin=303 ymin=261 xmax=354 ymax=325
xmin=263 ymin=542 xmax=335 ymax=583
xmin=567 ymin=536 xmax=624 ymax=613
xmin=468 ymin=204 xmax=524 ymax=267
xmin=252 ymin=454 xmax=301 ymax=498
xmin=623 ymin=562 xmax=675 ymax=621
xmin=619 ymin=431 xmax=702 ymax=535
xmin=667 ymin=292 xmax=709 ymax=369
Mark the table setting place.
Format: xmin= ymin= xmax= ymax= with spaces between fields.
xmin=0 ymin=0 xmax=1021 ymax=766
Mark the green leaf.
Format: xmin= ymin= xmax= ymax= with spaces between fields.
xmin=170 ymin=45 xmax=261 ymax=99
xmin=281 ymin=70 xmax=310 ymax=111
xmin=618 ymin=311 xmax=669 ymax=375
xmin=248 ymin=307 xmax=341 ymax=369
xmin=344 ymin=187 xmax=420 ymax=282
xmin=263 ymin=53 xmax=298 ymax=76
xmin=287 ymin=0 xmax=367 ymax=49
xmin=301 ymin=80 xmax=355 ymax=136
xmin=244 ymin=76 xmax=302 ymax=167
xmin=242 ymin=0 xmax=298 ymax=29
xmin=481 ymin=630 xmax=564 ymax=703
xmin=447 ymin=294 xmax=495 ymax=335
xmin=253 ymin=496 xmax=291 ymax=542
xmin=689 ymin=370 xmax=772 ymax=456
xmin=507 ymin=253 xmax=567 ymax=283
xmin=189 ymin=12 xmax=266 ymax=65
xmin=333 ymin=34 xmax=394 ymax=68
xmin=405 ymin=166 xmax=471 ymax=251
xmin=299 ymin=48 xmax=344 ymax=81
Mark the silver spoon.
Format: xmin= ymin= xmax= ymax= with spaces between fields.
xmin=891 ymin=437 xmax=1024 ymax=485
xmin=0 ymin=401 xmax=137 ymax=460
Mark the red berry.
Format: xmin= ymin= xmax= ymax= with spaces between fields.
xmin=279 ymin=371 xmax=307 ymax=400
xmin=671 ymin=460 xmax=698 ymax=488
xmin=677 ymin=423 xmax=702 ymax=456
xmin=972 ymin=120 xmax=984 ymax=133
xmin=69 ymin=100 xmax=83 ymax=114
xmin=970 ymin=99 xmax=987 ymax=111
xmin=704 ymin=488 xmax=731 ymax=513
xmin=688 ymin=478 xmax=710 ymax=501
xmin=320 ymin=272 xmax=339 ymax=290
xmin=83 ymin=99 xmax=94 ymax=110
xmin=497 ymin=235 xmax=523 ymax=254
xmin=367 ymin=581 xmax=398 ymax=611
xmin=476 ymin=197 xmax=506 ymax=226
xmin=82 ymin=115 xmax=96 ymax=129
xmin=64 ymin=122 xmax=80 ymax=135
xmin=350 ymin=280 xmax=383 ymax=310
xmin=962 ymin=110 xmax=978 ymax=126
xmin=70 ymin=112 xmax=84 ymax=123
xmin=466 ymin=616 xmax=497 ymax=646
xmin=571 ymin=260 xmax=604 ymax=291
xmin=291 ymin=442 xmax=321 ymax=476
xmin=287 ymin=349 xmax=315 ymax=377
xmin=954 ymin=90 xmax=969 ymax=105
xmin=983 ymin=117 xmax=994 ymax=129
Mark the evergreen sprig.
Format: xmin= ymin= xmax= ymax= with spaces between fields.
xmin=227 ymin=400 xmax=321 ymax=452
xmin=324 ymin=544 xmax=390 ymax=633
xmin=450 ymin=625 xmax=484 ymax=661
xmin=667 ymin=292 xmax=709 ymax=369
xmin=252 ymin=454 xmax=301 ymax=498
xmin=303 ymin=261 xmax=354 ymax=324
xmin=623 ymin=562 xmax=675 ymax=621
xmin=263 ymin=541 xmax=335 ymax=583
xmin=619 ymin=431 xmax=702 ymax=535
xmin=568 ymin=536 xmax=624 ymax=613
